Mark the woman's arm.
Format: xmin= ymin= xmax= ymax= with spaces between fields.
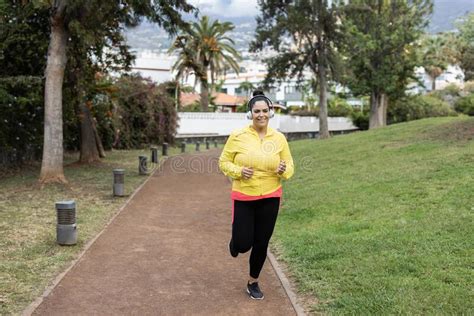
xmin=219 ymin=133 xmax=243 ymax=179
xmin=279 ymin=136 xmax=294 ymax=180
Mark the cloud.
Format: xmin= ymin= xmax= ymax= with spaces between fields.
xmin=188 ymin=0 xmax=258 ymax=17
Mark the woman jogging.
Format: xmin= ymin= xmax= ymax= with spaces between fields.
xmin=218 ymin=90 xmax=294 ymax=300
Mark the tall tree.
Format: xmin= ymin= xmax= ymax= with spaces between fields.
xmin=170 ymin=16 xmax=241 ymax=111
xmin=341 ymin=0 xmax=432 ymax=129
xmin=456 ymin=13 xmax=474 ymax=81
xmin=39 ymin=0 xmax=195 ymax=184
xmin=251 ymin=0 xmax=343 ymax=139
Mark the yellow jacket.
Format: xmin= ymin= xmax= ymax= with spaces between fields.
xmin=219 ymin=125 xmax=294 ymax=196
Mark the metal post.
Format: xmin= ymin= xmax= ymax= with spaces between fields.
xmin=196 ymin=141 xmax=200 ymax=152
xmin=151 ymin=147 xmax=158 ymax=163
xmin=206 ymin=140 xmax=210 ymax=150
xmin=56 ymin=200 xmax=77 ymax=245
xmin=162 ymin=142 xmax=168 ymax=156
xmin=181 ymin=142 xmax=186 ymax=153
xmin=113 ymin=169 xmax=125 ymax=196
xmin=139 ymin=155 xmax=148 ymax=175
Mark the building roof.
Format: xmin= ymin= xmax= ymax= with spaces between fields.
xmin=180 ymin=92 xmax=246 ymax=107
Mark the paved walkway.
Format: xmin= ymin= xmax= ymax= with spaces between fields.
xmin=31 ymin=149 xmax=296 ymax=315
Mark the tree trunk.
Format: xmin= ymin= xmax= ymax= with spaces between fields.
xmin=93 ymin=120 xmax=106 ymax=158
xmin=431 ymin=76 xmax=436 ymax=91
xmin=39 ymin=2 xmax=68 ymax=184
xmin=369 ymin=91 xmax=387 ymax=129
xmin=200 ymin=78 xmax=209 ymax=112
xmin=318 ymin=65 xmax=330 ymax=139
xmin=382 ymin=94 xmax=388 ymax=126
xmin=79 ymin=101 xmax=101 ymax=163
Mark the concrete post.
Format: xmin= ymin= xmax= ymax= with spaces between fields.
xmin=151 ymin=147 xmax=158 ymax=163
xmin=56 ymin=200 xmax=77 ymax=245
xmin=113 ymin=169 xmax=125 ymax=196
xmin=139 ymin=156 xmax=148 ymax=175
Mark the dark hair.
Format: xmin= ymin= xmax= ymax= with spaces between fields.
xmin=248 ymin=90 xmax=272 ymax=111
xmin=252 ymin=90 xmax=265 ymax=97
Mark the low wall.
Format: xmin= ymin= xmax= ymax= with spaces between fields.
xmin=176 ymin=112 xmax=357 ymax=138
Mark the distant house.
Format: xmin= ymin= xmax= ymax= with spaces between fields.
xmin=180 ymin=92 xmax=246 ymax=112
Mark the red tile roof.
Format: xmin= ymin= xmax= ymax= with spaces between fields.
xmin=180 ymin=92 xmax=246 ymax=107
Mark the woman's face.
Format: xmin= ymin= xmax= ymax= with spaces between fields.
xmin=251 ymin=100 xmax=271 ymax=129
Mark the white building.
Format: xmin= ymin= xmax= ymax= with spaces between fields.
xmin=131 ymin=51 xmax=177 ymax=83
xmin=408 ymin=65 xmax=465 ymax=94
xmin=221 ymin=59 xmax=313 ymax=107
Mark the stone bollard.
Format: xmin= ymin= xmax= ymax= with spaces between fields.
xmin=56 ymin=200 xmax=77 ymax=245
xmin=196 ymin=141 xmax=200 ymax=152
xmin=139 ymin=155 xmax=148 ymax=175
xmin=113 ymin=169 xmax=125 ymax=196
xmin=181 ymin=142 xmax=186 ymax=153
xmin=162 ymin=142 xmax=168 ymax=156
xmin=151 ymin=147 xmax=158 ymax=164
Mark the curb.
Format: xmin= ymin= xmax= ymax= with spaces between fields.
xmin=267 ymin=250 xmax=307 ymax=316
xmin=22 ymin=163 xmax=160 ymax=316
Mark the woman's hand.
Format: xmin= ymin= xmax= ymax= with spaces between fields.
xmin=276 ymin=160 xmax=286 ymax=175
xmin=241 ymin=167 xmax=254 ymax=180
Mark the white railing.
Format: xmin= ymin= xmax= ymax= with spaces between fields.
xmin=176 ymin=112 xmax=357 ymax=137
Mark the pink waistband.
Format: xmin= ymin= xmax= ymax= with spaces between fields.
xmin=231 ymin=186 xmax=282 ymax=201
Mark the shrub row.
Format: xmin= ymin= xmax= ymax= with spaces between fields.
xmin=0 ymin=74 xmax=177 ymax=166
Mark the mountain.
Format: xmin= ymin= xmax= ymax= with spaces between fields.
xmin=124 ymin=16 xmax=256 ymax=53
xmin=428 ymin=0 xmax=474 ymax=33
xmin=124 ymin=0 xmax=474 ymax=53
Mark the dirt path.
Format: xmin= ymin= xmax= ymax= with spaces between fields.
xmin=31 ymin=149 xmax=296 ymax=315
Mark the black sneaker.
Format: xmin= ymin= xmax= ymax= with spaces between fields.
xmin=229 ymin=239 xmax=238 ymax=257
xmin=247 ymin=282 xmax=264 ymax=300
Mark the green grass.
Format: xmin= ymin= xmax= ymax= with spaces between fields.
xmin=275 ymin=117 xmax=474 ymax=315
xmin=0 ymin=144 xmax=216 ymax=315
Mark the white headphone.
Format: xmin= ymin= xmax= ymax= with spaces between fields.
xmin=246 ymin=94 xmax=275 ymax=120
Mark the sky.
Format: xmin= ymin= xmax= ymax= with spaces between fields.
xmin=188 ymin=0 xmax=258 ymax=18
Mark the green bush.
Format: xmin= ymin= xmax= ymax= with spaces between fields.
xmin=114 ymin=75 xmax=178 ymax=148
xmin=388 ymin=95 xmax=456 ymax=124
xmin=429 ymin=84 xmax=461 ymax=107
xmin=454 ymin=93 xmax=474 ymax=116
xmin=350 ymin=109 xmax=369 ymax=130
xmin=441 ymin=83 xmax=461 ymax=96
xmin=463 ymin=81 xmax=474 ymax=94
xmin=0 ymin=76 xmax=43 ymax=158
xmin=328 ymin=97 xmax=353 ymax=117
xmin=290 ymin=97 xmax=353 ymax=117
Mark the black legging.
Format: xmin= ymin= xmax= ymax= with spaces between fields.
xmin=232 ymin=197 xmax=280 ymax=279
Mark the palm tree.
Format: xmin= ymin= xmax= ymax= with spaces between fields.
xmin=169 ymin=16 xmax=241 ymax=111
xmin=238 ymin=81 xmax=255 ymax=98
xmin=422 ymin=34 xmax=458 ymax=91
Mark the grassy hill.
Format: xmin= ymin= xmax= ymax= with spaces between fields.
xmin=275 ymin=117 xmax=474 ymax=314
